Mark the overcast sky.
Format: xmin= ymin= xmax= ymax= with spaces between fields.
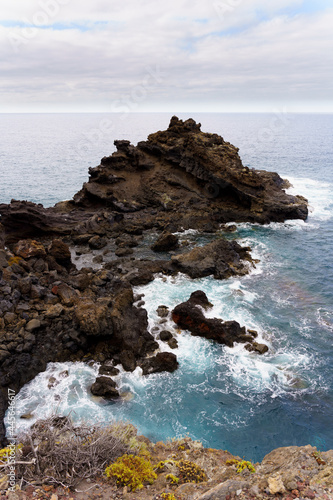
xmin=0 ymin=0 xmax=332 ymax=112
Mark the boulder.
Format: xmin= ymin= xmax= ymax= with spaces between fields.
xmin=98 ymin=362 xmax=120 ymax=377
xmin=13 ymin=239 xmax=46 ymax=259
xmin=110 ymin=287 xmax=158 ymax=357
xmin=48 ymin=239 xmax=72 ymax=267
xmin=245 ymin=342 xmax=269 ymax=354
xmin=26 ymin=319 xmax=41 ymax=332
xmin=172 ymin=291 xmax=260 ymax=348
xmin=74 ymin=298 xmax=113 ymax=336
xmin=151 ymin=232 xmax=179 ymax=252
xmin=115 ymin=235 xmax=139 ymax=248
xmin=56 ymin=283 xmax=79 ymax=307
xmin=72 ymin=234 xmax=92 ymax=245
xmin=159 ymin=330 xmax=173 ymax=341
xmin=44 ymin=303 xmax=64 ymax=319
xmin=115 ymin=247 xmax=134 ymax=257
xmin=168 ymin=337 xmax=178 ymax=349
xmin=119 ymin=349 xmax=136 ymax=371
xmin=141 ymin=352 xmax=179 ymax=375
xmin=88 ymin=235 xmax=107 ymax=249
xmin=268 ymin=475 xmax=286 ymax=495
xmin=171 ymin=238 xmax=252 ymax=279
xmin=90 ymin=376 xmax=119 ymax=398
xmin=157 ymin=305 xmax=169 ymax=318
xmin=18 ymin=277 xmax=32 ymax=295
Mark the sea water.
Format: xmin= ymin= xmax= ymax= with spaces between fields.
xmin=1 ymin=112 xmax=333 ymax=462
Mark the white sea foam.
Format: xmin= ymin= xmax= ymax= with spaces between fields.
xmin=6 ymin=362 xmax=100 ymax=434
xmin=286 ymin=176 xmax=333 ymax=221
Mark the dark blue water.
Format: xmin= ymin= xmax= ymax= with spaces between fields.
xmin=2 ymin=113 xmax=333 ymax=462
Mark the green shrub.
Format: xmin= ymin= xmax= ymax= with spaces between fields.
xmin=177 ymin=459 xmax=207 ymax=483
xmin=105 ymin=454 xmax=157 ymax=491
xmin=166 ymin=473 xmax=179 ymax=484
xmin=226 ymin=458 xmax=255 ymax=473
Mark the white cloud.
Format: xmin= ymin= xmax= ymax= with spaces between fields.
xmin=0 ymin=0 xmax=332 ymax=112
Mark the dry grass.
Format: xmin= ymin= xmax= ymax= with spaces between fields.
xmin=14 ymin=415 xmax=143 ymax=489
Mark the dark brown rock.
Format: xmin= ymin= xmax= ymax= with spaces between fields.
xmin=141 ymin=352 xmax=179 ymax=375
xmin=90 ymin=376 xmax=119 ymax=398
xmin=151 ymin=232 xmax=179 ymax=252
xmin=88 ymin=235 xmax=107 ymax=249
xmin=48 ymin=239 xmax=72 ymax=267
xmin=56 ymin=283 xmax=79 ymax=307
xmin=172 ymin=291 xmax=262 ymax=348
xmin=74 ymin=298 xmax=113 ymax=336
xmin=157 ymin=305 xmax=169 ymax=318
xmin=115 ymin=247 xmax=134 ymax=257
xmin=245 ymin=342 xmax=269 ymax=354
xmin=72 ymin=116 xmax=308 ymax=224
xmin=0 ymin=200 xmax=81 ymax=243
xmin=98 ymin=362 xmax=120 ymax=377
xmin=168 ymin=337 xmax=178 ymax=349
xmin=159 ymin=330 xmax=173 ymax=341
xmin=171 ymin=238 xmax=252 ymax=279
xmin=13 ymin=239 xmax=46 ymax=259
xmin=119 ymin=350 xmax=137 ymax=371
xmin=110 ymin=287 xmax=158 ymax=357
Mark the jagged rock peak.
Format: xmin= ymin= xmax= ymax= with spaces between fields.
xmin=168 ymin=115 xmax=202 ymax=132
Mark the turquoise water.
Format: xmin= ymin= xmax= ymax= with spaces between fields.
xmin=2 ymin=113 xmax=333 ymax=462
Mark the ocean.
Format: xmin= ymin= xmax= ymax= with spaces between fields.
xmin=1 ymin=112 xmax=333 ymax=462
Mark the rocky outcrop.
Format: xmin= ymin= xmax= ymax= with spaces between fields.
xmin=73 ymin=116 xmax=308 ymax=224
xmin=171 ymin=238 xmax=253 ymax=279
xmin=0 ymin=243 xmax=161 ymax=446
xmin=0 ymin=200 xmax=79 ymax=243
xmin=172 ymin=291 xmax=266 ymax=350
xmin=0 ymin=118 xmax=308 ymax=251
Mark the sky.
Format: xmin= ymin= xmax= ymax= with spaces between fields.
xmin=0 ymin=0 xmax=332 ymax=113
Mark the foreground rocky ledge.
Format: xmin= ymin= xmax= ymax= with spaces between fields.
xmin=0 ymin=426 xmax=332 ymax=499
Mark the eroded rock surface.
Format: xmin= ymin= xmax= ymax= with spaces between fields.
xmin=73 ymin=116 xmax=308 ymax=225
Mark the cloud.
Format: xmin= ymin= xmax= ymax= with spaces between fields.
xmin=0 ymin=0 xmax=332 ymax=111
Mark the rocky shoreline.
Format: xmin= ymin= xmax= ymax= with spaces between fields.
xmin=0 ymin=116 xmax=318 ymax=492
